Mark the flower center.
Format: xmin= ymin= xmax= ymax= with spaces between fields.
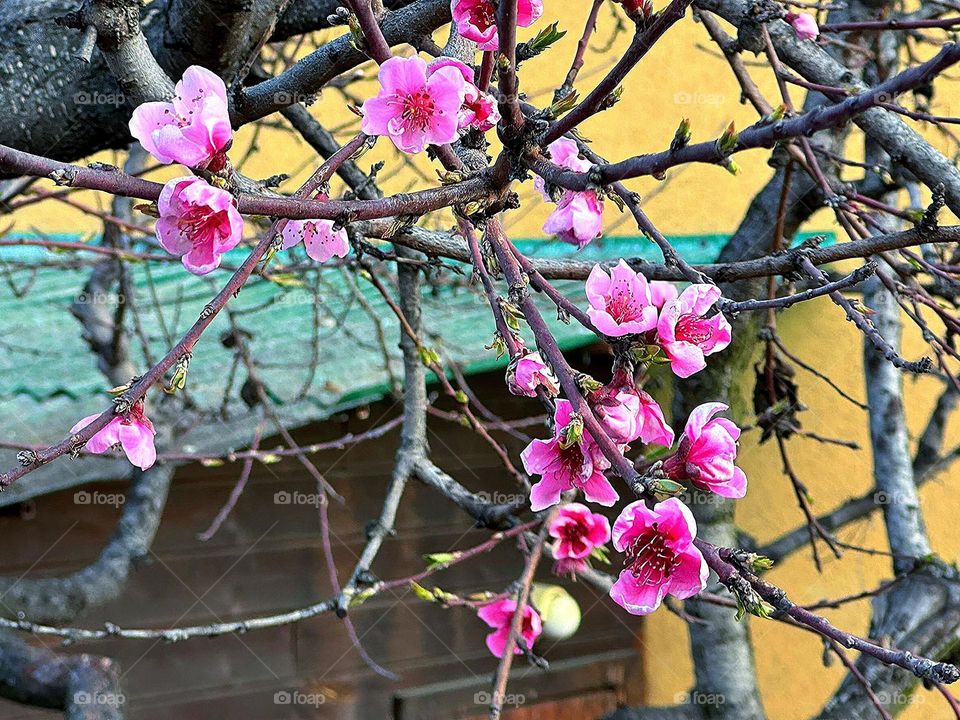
xmin=163 ymin=107 xmax=191 ymax=128
xmin=560 ymin=522 xmax=585 ymax=542
xmin=469 ymin=1 xmax=497 ymax=31
xmin=625 ymin=528 xmax=680 ymax=585
xmin=178 ymin=206 xmax=223 ymax=246
xmin=400 ymin=90 xmax=436 ymax=130
xmin=605 ymin=290 xmax=645 ymax=324
xmin=675 ymin=313 xmax=713 ymax=345
xmin=557 ymin=443 xmax=586 ymax=485
xmin=558 ymin=520 xmax=590 ymax=555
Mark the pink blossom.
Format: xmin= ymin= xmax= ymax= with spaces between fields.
xmin=662 ymin=402 xmax=747 ymax=499
xmin=521 ymin=400 xmax=619 ymax=511
xmin=129 ymin=66 xmax=232 ymax=168
xmin=476 ymin=598 xmax=542 ymax=657
xmin=786 ymin=12 xmax=819 ymax=40
xmin=461 ymin=86 xmax=500 ymax=131
xmin=649 ymin=281 xmax=679 ymax=309
xmin=361 ymin=56 xmax=466 ymax=154
xmin=542 ymin=138 xmax=592 ymax=177
xmin=656 ymin=284 xmax=732 ymax=378
xmin=506 ymin=349 xmax=559 ymax=397
xmin=543 ymin=191 xmax=604 ymax=248
xmin=609 ymin=498 xmax=708 ymax=615
xmin=593 ymin=384 xmax=675 ymax=447
xmin=71 ymin=400 xmax=157 ymax=471
xmin=535 ymin=139 xmax=603 ymax=248
xmin=155 ymin=177 xmax=243 ymax=275
xmin=549 ymin=503 xmax=611 ymax=575
xmin=585 ymin=260 xmax=658 ymax=337
xmin=451 ymin=0 xmax=543 ymax=51
xmin=281 ymin=219 xmax=349 ymax=263
xmin=427 ymin=58 xmax=500 ymax=131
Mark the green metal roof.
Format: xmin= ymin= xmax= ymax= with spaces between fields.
xmin=0 ymin=231 xmax=832 ymax=503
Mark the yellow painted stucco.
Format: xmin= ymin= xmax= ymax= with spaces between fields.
xmin=641 ymin=299 xmax=960 ymax=718
xmin=7 ymin=6 xmax=960 ymax=718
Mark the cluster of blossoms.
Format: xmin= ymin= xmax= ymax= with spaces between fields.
xmin=76 ymin=66 xmax=355 ymax=472
xmin=536 ymin=139 xmax=605 ymax=248
xmin=507 ymin=262 xmax=745 ymax=618
xmin=129 ymin=66 xmax=242 ymax=275
xmin=130 ymin=66 xmax=347 ymax=275
xmin=587 ymin=260 xmax=732 ymax=377
xmin=361 ymin=55 xmax=499 ymax=154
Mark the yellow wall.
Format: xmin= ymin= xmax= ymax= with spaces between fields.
xmin=15 ymin=4 xmax=956 ymax=238
xmin=8 ymin=7 xmax=960 ymax=717
xmin=642 ymin=298 xmax=960 ymax=718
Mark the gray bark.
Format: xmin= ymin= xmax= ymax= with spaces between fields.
xmin=862 ymin=273 xmax=932 ymax=569
xmin=695 ymin=0 xmax=960 ymax=216
xmin=0 ymin=0 xmax=301 ymax=161
xmin=0 ymin=630 xmax=123 ymax=719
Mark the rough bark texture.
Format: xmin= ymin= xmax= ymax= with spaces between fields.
xmin=695 ymin=0 xmax=960 ymax=216
xmin=0 ymin=630 xmax=122 ymax=719
xmin=0 ymin=0 xmax=322 ymax=161
xmin=863 ymin=273 xmax=932 ymax=569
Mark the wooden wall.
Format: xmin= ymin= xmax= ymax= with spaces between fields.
xmin=0 ymin=361 xmax=645 ymax=719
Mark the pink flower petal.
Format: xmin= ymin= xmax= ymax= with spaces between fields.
xmin=303 ymin=220 xmax=350 ymax=263
xmin=610 ymin=570 xmax=666 ymax=615
xmin=665 ymin=546 xmax=709 ymax=599
xmin=684 ymin=402 xmax=727 ymax=438
xmin=117 ymin=421 xmax=157 ymax=470
xmin=677 ymin=283 xmax=721 ymax=317
xmin=529 ymin=473 xmax=570 ymax=512
xmin=378 ymin=55 xmax=428 ymax=95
